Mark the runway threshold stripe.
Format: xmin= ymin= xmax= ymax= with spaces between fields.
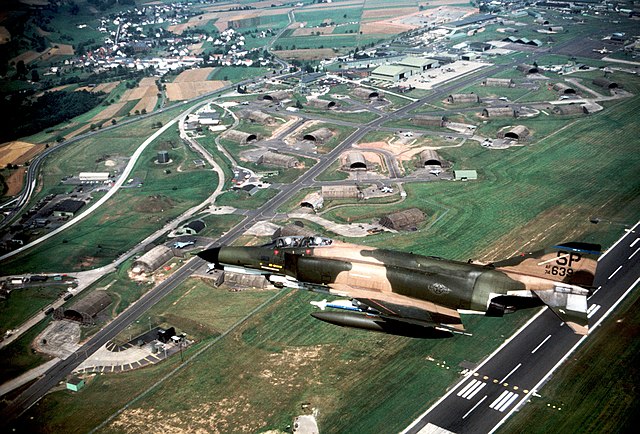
xmin=462 ymin=395 xmax=488 ymax=420
xmin=608 ymin=265 xmax=623 ymax=280
xmin=466 ymin=382 xmax=486 ymax=400
xmin=630 ymin=238 xmax=639 ymax=248
xmin=457 ymin=379 xmax=479 ymax=397
xmin=587 ymin=305 xmax=601 ymax=319
xmin=629 ymin=247 xmax=640 ymax=260
xmin=497 ymin=393 xmax=519 ymax=412
xmin=462 ymin=381 xmax=485 ymax=399
xmin=531 ymin=334 xmax=552 ymax=354
xmin=489 ymin=391 xmax=512 ymax=409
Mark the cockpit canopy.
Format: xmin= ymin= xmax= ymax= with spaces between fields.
xmin=274 ymin=236 xmax=333 ymax=248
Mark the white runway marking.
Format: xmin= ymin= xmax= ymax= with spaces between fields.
xmin=531 ymin=334 xmax=552 ymax=354
xmin=489 ymin=390 xmax=520 ymax=412
xmin=466 ymin=382 xmax=486 ymax=400
xmin=608 ymin=265 xmax=623 ymax=280
xmin=499 ymin=363 xmax=522 ymax=384
xmin=462 ymin=395 xmax=487 ymax=419
xmin=629 ymin=247 xmax=640 ymax=260
xmin=497 ymin=392 xmax=519 ymax=412
xmin=587 ymin=304 xmax=601 ymax=319
xmin=457 ymin=379 xmax=486 ymax=399
xmin=630 ymin=238 xmax=639 ymax=248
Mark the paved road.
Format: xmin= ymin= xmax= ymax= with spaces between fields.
xmin=403 ymin=222 xmax=640 ymax=434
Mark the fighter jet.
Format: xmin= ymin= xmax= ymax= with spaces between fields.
xmin=198 ymin=236 xmax=600 ymax=338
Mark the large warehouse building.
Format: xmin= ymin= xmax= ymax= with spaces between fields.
xmin=371 ymin=65 xmax=412 ymax=82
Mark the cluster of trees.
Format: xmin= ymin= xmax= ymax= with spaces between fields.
xmin=0 ymin=90 xmax=104 ymax=144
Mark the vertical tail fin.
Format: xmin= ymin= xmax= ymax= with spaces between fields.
xmin=493 ymin=242 xmax=601 ymax=288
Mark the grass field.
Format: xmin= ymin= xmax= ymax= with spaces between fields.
xmin=0 ymin=319 xmax=53 ymax=386
xmin=0 ymin=284 xmax=68 ymax=336
xmin=215 ymin=188 xmax=278 ymax=209
xmin=1 ymin=126 xmax=218 ymax=274
xmin=500 ymin=287 xmax=640 ymax=433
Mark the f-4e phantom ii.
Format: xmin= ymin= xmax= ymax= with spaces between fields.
xmin=198 ymin=236 xmax=601 ymax=339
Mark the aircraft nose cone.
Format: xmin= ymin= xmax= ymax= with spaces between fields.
xmin=198 ymin=247 xmax=220 ymax=264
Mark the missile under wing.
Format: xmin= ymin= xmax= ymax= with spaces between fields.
xmin=198 ymin=237 xmax=601 ymax=338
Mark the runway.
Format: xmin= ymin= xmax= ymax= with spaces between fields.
xmin=403 ymin=222 xmax=640 ymax=434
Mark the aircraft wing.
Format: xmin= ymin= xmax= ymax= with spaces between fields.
xmin=328 ymin=283 xmax=466 ymax=332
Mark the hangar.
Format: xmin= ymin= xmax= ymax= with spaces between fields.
xmin=55 ymin=291 xmax=112 ymax=325
xmin=258 ymin=151 xmax=298 ymax=168
xmin=300 ymin=191 xmax=324 ymax=210
xmin=306 ymin=98 xmax=337 ymax=109
xmin=447 ymin=93 xmax=480 ymax=104
xmin=553 ymin=104 xmax=586 ymax=115
xmin=240 ymin=110 xmax=275 ymax=125
xmin=224 ymin=130 xmax=258 ymax=144
xmin=397 ymin=57 xmax=439 ymax=73
xmin=502 ymin=125 xmax=530 ymax=141
xmin=553 ymin=83 xmax=576 ymax=94
xmin=303 ymin=127 xmax=333 ymax=143
xmin=352 ymin=88 xmax=381 ymax=99
xmin=133 ymin=245 xmax=174 ymax=273
xmin=345 ymin=152 xmax=368 ymax=170
xmin=413 ymin=115 xmax=447 ymax=127
xmin=380 ymin=208 xmax=425 ymax=231
xmin=592 ymin=78 xmax=619 ymax=89
xmin=273 ymin=223 xmax=317 ymax=239
xmin=371 ymin=65 xmax=412 ymax=82
xmin=262 ymin=91 xmax=292 ymax=103
xmin=483 ymin=78 xmax=514 ymax=87
xmin=517 ymin=64 xmax=539 ymax=74
xmin=482 ymin=107 xmax=517 ymax=118
xmin=322 ymin=185 xmax=361 ymax=199
xmin=419 ymin=150 xmax=443 ymax=167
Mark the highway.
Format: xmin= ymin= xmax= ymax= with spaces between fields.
xmin=403 ymin=222 xmax=640 ymax=434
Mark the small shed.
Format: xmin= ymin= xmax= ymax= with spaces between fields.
xmin=446 ymin=93 xmax=480 ymax=104
xmin=553 ymin=83 xmax=576 ymax=94
xmin=303 ymin=128 xmax=333 ymax=143
xmin=223 ymin=130 xmax=258 ymax=144
xmin=380 ymin=208 xmax=425 ymax=231
xmin=592 ymin=78 xmax=619 ymax=89
xmin=133 ymin=245 xmax=174 ymax=273
xmin=413 ymin=115 xmax=447 ymax=127
xmin=345 ymin=152 xmax=367 ymax=170
xmin=419 ymin=150 xmax=443 ymax=167
xmin=306 ymin=98 xmax=337 ymax=109
xmin=66 ymin=377 xmax=85 ymax=392
xmin=258 ymin=151 xmax=298 ymax=168
xmin=454 ymin=170 xmax=478 ymax=181
xmin=352 ymin=88 xmax=381 ymax=99
xmin=482 ymin=107 xmax=517 ymax=118
xmin=262 ymin=91 xmax=292 ymax=103
xmin=483 ymin=78 xmax=514 ymax=87
xmin=322 ymin=185 xmax=360 ymax=199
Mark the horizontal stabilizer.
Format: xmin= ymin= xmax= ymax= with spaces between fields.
xmin=535 ymin=284 xmax=589 ymax=335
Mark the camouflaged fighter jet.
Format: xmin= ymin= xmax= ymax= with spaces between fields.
xmin=198 ymin=237 xmax=601 ymax=338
